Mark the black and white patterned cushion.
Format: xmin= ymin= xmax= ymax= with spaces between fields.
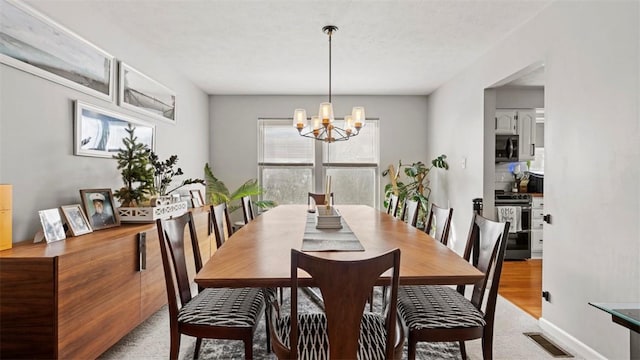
xmin=178 ymin=287 xmax=264 ymax=327
xmin=274 ymin=312 xmax=389 ymax=360
xmin=398 ymin=285 xmax=486 ymax=330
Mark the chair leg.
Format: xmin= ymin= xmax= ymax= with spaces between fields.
xmin=279 ymin=287 xmax=284 ymax=304
xmin=368 ymin=288 xmax=374 ymax=312
xmin=264 ymin=305 xmax=271 ymax=352
xmin=193 ymin=338 xmax=202 ymax=359
xmin=244 ymin=337 xmax=253 ymax=359
xmin=170 ymin=329 xmax=181 ymax=360
xmin=482 ymin=328 xmax=494 ymax=360
xmin=459 ymin=341 xmax=467 ymax=360
xmin=407 ymin=334 xmax=417 ymax=360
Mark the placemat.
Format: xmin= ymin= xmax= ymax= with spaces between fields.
xmin=301 ymin=212 xmax=365 ymax=252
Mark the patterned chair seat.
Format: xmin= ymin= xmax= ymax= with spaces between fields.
xmin=398 ymin=285 xmax=486 ymax=330
xmin=178 ymin=287 xmax=265 ymax=327
xmin=273 ymin=312 xmax=389 ymax=360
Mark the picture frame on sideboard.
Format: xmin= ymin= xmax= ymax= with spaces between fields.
xmin=60 ymin=204 xmax=93 ymax=236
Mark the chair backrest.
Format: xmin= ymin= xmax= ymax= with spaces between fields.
xmin=308 ymin=192 xmax=334 ymax=206
xmin=156 ymin=212 xmax=202 ymax=323
xmin=387 ymin=194 xmax=399 ymax=217
xmin=210 ymin=203 xmax=233 ymax=249
xmin=241 ymin=195 xmax=255 ymax=224
xmin=424 ymin=203 xmax=454 ymax=245
xmin=459 ymin=213 xmax=510 ymax=326
xmin=401 ymin=199 xmax=420 ymax=227
xmin=289 ymin=249 xmax=401 ymax=360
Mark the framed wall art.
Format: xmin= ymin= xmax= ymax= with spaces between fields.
xmin=60 ymin=204 xmax=93 ymax=236
xmin=118 ymin=62 xmax=176 ymax=124
xmin=38 ymin=208 xmax=66 ymax=243
xmin=74 ymin=100 xmax=155 ymax=158
xmin=79 ymin=188 xmax=120 ymax=230
xmin=0 ymin=0 xmax=115 ymax=101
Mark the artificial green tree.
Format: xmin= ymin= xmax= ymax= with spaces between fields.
xmin=113 ymin=125 xmax=155 ymax=207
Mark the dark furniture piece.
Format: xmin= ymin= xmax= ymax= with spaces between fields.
xmin=156 ymin=212 xmax=266 ymax=359
xmin=387 ymin=194 xmax=400 ymax=217
xmin=308 ymin=192 xmax=334 ymax=206
xmin=0 ymin=207 xmax=211 ymax=359
xmin=210 ymin=202 xmax=233 ymax=248
xmin=401 ymin=199 xmax=420 ymax=227
xmin=424 ymin=203 xmax=454 ymax=245
xmin=267 ymin=248 xmax=404 ymax=359
xmin=241 ymin=195 xmax=255 ymax=224
xmin=398 ymin=213 xmax=510 ymax=360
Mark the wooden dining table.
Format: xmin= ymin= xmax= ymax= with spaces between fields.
xmin=195 ymin=204 xmax=483 ymax=289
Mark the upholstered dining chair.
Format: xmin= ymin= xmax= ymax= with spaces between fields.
xmin=397 ymin=213 xmax=510 ymax=360
xmin=387 ymin=194 xmax=400 ymax=217
xmin=424 ymin=203 xmax=454 ymax=245
xmin=401 ymin=199 xmax=420 ymax=227
xmin=156 ymin=212 xmax=267 ymax=359
xmin=267 ymin=249 xmax=405 ymax=360
xmin=210 ymin=202 xmax=233 ymax=249
xmin=308 ymin=192 xmax=334 ymax=206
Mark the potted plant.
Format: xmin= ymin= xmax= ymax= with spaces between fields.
xmin=204 ymin=163 xmax=276 ymax=214
xmin=149 ymin=152 xmax=205 ymax=197
xmin=382 ymin=154 xmax=449 ymax=226
xmin=113 ymin=124 xmax=155 ymax=207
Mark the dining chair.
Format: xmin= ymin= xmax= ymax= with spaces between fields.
xmin=424 ymin=203 xmax=454 ymax=245
xmin=387 ymin=194 xmax=400 ymax=217
xmin=210 ymin=202 xmax=233 ymax=249
xmin=156 ymin=212 xmax=267 ymax=359
xmin=401 ymin=199 xmax=420 ymax=227
xmin=398 ymin=213 xmax=510 ymax=360
xmin=267 ymin=249 xmax=405 ymax=360
xmin=241 ymin=195 xmax=255 ymax=224
xmin=308 ymin=192 xmax=334 ymax=206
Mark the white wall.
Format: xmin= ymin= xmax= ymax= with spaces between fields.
xmin=209 ymin=95 xmax=428 ymax=213
xmin=0 ymin=2 xmax=209 ymax=242
xmin=426 ymin=2 xmax=639 ymax=359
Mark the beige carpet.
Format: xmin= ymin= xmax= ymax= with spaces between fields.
xmin=99 ymin=288 xmax=581 ymax=360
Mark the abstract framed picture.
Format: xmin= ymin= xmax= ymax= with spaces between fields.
xmin=74 ymin=100 xmax=155 ymax=158
xmin=79 ymin=188 xmax=120 ymax=231
xmin=118 ymin=62 xmax=176 ymax=124
xmin=0 ymin=0 xmax=115 ymax=101
xmin=38 ymin=208 xmax=66 ymax=243
xmin=60 ymin=204 xmax=93 ymax=236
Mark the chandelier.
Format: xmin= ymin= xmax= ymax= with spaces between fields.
xmin=293 ymin=25 xmax=365 ymax=143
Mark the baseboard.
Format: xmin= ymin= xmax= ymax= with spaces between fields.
xmin=538 ymin=317 xmax=606 ymax=359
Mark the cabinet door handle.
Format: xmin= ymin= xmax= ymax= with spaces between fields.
xmin=514 ymin=118 xmax=518 ymax=133
xmin=495 ymin=117 xmax=497 ymax=130
xmin=138 ymin=232 xmax=146 ymax=271
xmin=531 ymin=144 xmax=535 ymax=156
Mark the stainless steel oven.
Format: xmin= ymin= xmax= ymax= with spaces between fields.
xmin=495 ymin=193 xmax=531 ymax=260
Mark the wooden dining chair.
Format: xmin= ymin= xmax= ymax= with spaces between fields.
xmin=424 ymin=203 xmax=454 ymax=245
xmin=308 ymin=192 xmax=334 ymax=206
xmin=387 ymin=194 xmax=400 ymax=217
xmin=401 ymin=199 xmax=420 ymax=227
xmin=210 ymin=202 xmax=233 ymax=249
xmin=398 ymin=213 xmax=510 ymax=360
xmin=156 ymin=212 xmax=267 ymax=359
xmin=267 ymin=249 xmax=405 ymax=360
xmin=241 ymin=195 xmax=255 ymax=224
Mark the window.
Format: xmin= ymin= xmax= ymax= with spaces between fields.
xmin=258 ymin=118 xmax=379 ymax=207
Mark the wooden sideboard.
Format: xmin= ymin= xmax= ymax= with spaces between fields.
xmin=0 ymin=207 xmax=213 ymax=359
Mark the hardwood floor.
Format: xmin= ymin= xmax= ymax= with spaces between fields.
xmin=499 ymin=259 xmax=542 ymax=319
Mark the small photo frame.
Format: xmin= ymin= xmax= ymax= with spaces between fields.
xmin=190 ymin=189 xmax=204 ymax=208
xmin=79 ymin=189 xmax=120 ymax=230
xmin=38 ymin=208 xmax=66 ymax=243
xmin=60 ymin=204 xmax=93 ymax=236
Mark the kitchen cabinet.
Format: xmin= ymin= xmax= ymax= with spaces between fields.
xmin=517 ymin=109 xmax=536 ymax=161
xmin=531 ymin=196 xmax=544 ymax=258
xmin=495 ymin=109 xmax=518 ymax=134
xmin=0 ymin=207 xmax=212 ymax=359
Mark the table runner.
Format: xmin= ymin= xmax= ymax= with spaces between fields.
xmin=301 ymin=212 xmax=365 ymax=252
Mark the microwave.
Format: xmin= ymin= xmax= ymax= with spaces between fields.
xmin=496 ymin=135 xmax=519 ymax=162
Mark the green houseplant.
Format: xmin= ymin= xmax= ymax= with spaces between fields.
xmin=149 ymin=152 xmax=204 ymax=196
xmin=113 ymin=125 xmax=155 ymax=207
xmin=382 ymin=154 xmax=449 ymax=226
xmin=204 ymin=163 xmax=276 ymax=213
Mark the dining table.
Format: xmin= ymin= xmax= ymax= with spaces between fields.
xmin=195 ymin=204 xmax=483 ymax=289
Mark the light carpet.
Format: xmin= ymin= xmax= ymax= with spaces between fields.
xmin=100 ymin=287 xmax=581 ymax=359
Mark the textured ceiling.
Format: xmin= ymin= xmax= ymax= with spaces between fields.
xmin=26 ymin=0 xmax=551 ymax=95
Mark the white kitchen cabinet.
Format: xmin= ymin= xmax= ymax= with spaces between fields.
xmin=531 ymin=196 xmax=544 ymax=258
xmin=495 ymin=109 xmax=517 ymax=134
xmin=517 ymin=109 xmax=536 ymax=161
